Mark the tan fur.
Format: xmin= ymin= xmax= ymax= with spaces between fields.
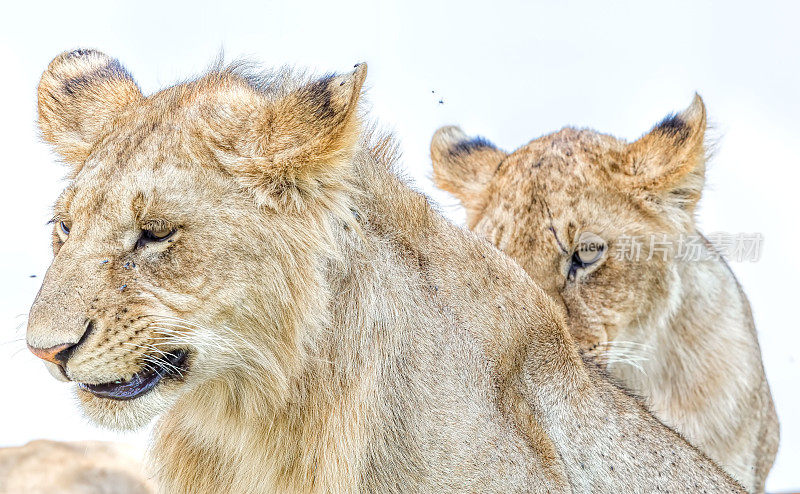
xmin=0 ymin=440 xmax=153 ymax=494
xmin=28 ymin=50 xmax=744 ymax=493
xmin=430 ymin=96 xmax=779 ymax=492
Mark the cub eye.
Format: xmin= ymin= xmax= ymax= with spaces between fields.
xmin=568 ymin=251 xmax=591 ymax=279
xmin=59 ymin=221 xmax=71 ymax=235
xmin=568 ymin=232 xmax=606 ymax=280
xmin=137 ymin=228 xmax=176 ymax=249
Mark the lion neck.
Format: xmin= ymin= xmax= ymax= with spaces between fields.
xmin=606 ymin=231 xmax=765 ymax=481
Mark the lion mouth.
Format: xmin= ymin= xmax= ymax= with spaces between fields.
xmin=78 ymin=349 xmax=189 ymax=401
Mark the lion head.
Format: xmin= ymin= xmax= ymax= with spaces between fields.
xmin=430 ymin=97 xmax=707 ymax=351
xmin=27 ymin=49 xmax=366 ymax=430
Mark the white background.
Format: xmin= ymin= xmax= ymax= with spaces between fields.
xmin=1 ymin=1 xmax=798 ymax=490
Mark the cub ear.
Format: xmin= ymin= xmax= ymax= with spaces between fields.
xmin=430 ymin=126 xmax=507 ymax=223
xmin=217 ymin=63 xmax=367 ymax=209
xmin=38 ymin=49 xmax=143 ymax=172
xmin=622 ymin=95 xmax=707 ymax=212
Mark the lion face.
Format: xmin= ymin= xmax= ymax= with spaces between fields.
xmin=27 ymin=49 xmax=366 ymax=429
xmin=431 ymin=98 xmax=707 ymax=351
xmin=32 ymin=150 xmax=256 ymax=428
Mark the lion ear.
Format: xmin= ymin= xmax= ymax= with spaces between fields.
xmin=38 ymin=49 xmax=143 ymax=172
xmin=622 ymin=95 xmax=707 ymax=212
xmin=430 ymin=126 xmax=507 ymax=224
xmin=218 ymin=64 xmax=367 ymax=209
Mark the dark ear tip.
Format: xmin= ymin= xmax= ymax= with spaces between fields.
xmin=48 ymin=48 xmax=112 ymax=72
xmin=649 ymin=94 xmax=707 ymax=142
xmin=431 ymin=126 xmax=467 ymax=159
xmin=432 ymin=125 xmax=466 ymax=144
xmin=331 ymin=63 xmax=367 ymax=94
xmin=685 ymin=93 xmax=706 ymax=125
xmin=66 ymin=48 xmax=103 ymax=59
xmin=42 ymin=50 xmax=127 ymax=93
xmin=350 ymin=62 xmax=367 ymax=86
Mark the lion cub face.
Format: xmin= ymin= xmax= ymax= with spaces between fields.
xmin=27 ymin=50 xmax=365 ymax=429
xmin=431 ymin=98 xmax=707 ymax=350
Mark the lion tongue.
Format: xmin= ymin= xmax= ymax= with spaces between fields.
xmin=78 ymin=349 xmax=187 ymax=400
xmin=79 ymin=368 xmax=163 ymax=400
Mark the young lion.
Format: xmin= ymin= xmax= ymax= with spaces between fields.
xmin=430 ymin=98 xmax=779 ymax=492
xmin=27 ymin=50 xmax=743 ymax=493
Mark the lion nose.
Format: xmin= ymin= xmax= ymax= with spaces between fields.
xmin=27 ymin=319 xmax=93 ymax=367
xmin=27 ymin=342 xmax=78 ymax=366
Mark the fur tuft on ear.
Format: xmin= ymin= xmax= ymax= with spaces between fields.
xmin=212 ymin=63 xmax=368 ymax=210
xmin=430 ymin=126 xmax=507 ymax=223
xmin=622 ymin=95 xmax=708 ymax=213
xmin=38 ymin=49 xmax=143 ymax=172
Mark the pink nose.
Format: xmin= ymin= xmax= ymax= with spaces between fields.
xmin=27 ymin=343 xmax=75 ymax=365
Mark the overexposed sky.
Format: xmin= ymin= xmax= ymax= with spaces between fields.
xmin=1 ymin=1 xmax=798 ymax=490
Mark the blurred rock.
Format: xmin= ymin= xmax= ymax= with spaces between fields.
xmin=0 ymin=440 xmax=153 ymax=494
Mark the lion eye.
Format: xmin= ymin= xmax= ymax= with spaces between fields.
xmin=137 ymin=228 xmax=176 ymax=248
xmin=568 ymin=251 xmax=591 ymax=279
xmin=568 ymin=232 xmax=606 ymax=281
xmin=59 ymin=221 xmax=71 ymax=235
